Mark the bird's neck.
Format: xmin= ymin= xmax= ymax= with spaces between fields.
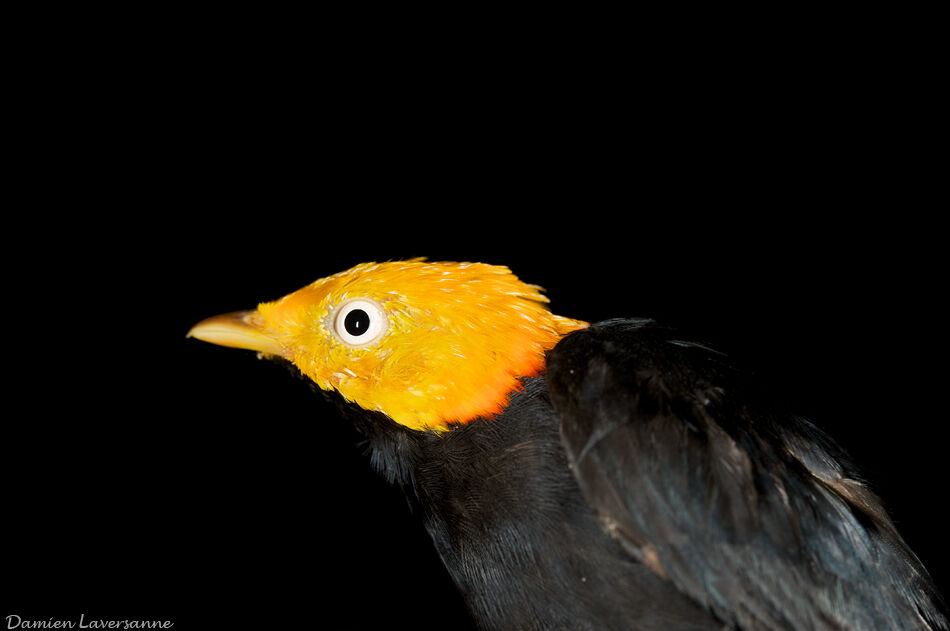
xmin=323 ymin=376 xmax=556 ymax=490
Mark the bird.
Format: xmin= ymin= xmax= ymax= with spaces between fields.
xmin=188 ymin=259 xmax=947 ymax=630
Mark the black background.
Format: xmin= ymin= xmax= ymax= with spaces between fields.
xmin=3 ymin=11 xmax=946 ymax=630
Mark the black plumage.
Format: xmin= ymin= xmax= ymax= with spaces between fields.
xmin=307 ymin=318 xmax=948 ymax=630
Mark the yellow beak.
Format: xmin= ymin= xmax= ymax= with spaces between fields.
xmin=187 ymin=310 xmax=284 ymax=357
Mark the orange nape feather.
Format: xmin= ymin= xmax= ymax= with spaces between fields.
xmin=241 ymin=260 xmax=588 ymax=431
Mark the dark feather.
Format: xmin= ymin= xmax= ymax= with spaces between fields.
xmin=548 ymin=319 xmax=948 ymax=630
xmin=328 ymin=377 xmax=721 ymax=630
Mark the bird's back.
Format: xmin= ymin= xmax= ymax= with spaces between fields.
xmin=548 ymin=320 xmax=948 ymax=630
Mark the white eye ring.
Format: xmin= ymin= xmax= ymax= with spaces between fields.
xmin=332 ymin=298 xmax=389 ymax=347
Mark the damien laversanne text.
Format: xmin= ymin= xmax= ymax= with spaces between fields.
xmin=5 ymin=615 xmax=173 ymax=629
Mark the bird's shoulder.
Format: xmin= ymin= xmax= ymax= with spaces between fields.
xmin=545 ymin=318 xmax=948 ymax=631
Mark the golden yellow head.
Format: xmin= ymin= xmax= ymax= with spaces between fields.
xmin=189 ymin=260 xmax=587 ymax=431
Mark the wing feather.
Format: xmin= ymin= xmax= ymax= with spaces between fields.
xmin=547 ymin=319 xmax=947 ymax=630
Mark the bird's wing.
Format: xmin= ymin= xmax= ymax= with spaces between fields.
xmin=547 ymin=319 xmax=947 ymax=631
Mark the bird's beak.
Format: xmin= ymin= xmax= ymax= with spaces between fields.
xmin=187 ymin=310 xmax=284 ymax=357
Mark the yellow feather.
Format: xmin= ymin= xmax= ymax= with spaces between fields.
xmin=251 ymin=260 xmax=587 ymax=430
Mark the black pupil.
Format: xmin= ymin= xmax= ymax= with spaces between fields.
xmin=344 ymin=309 xmax=371 ymax=336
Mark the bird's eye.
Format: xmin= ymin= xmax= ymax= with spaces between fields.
xmin=332 ymin=298 xmax=389 ymax=347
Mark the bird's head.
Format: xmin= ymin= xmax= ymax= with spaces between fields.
xmin=188 ymin=260 xmax=587 ymax=431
